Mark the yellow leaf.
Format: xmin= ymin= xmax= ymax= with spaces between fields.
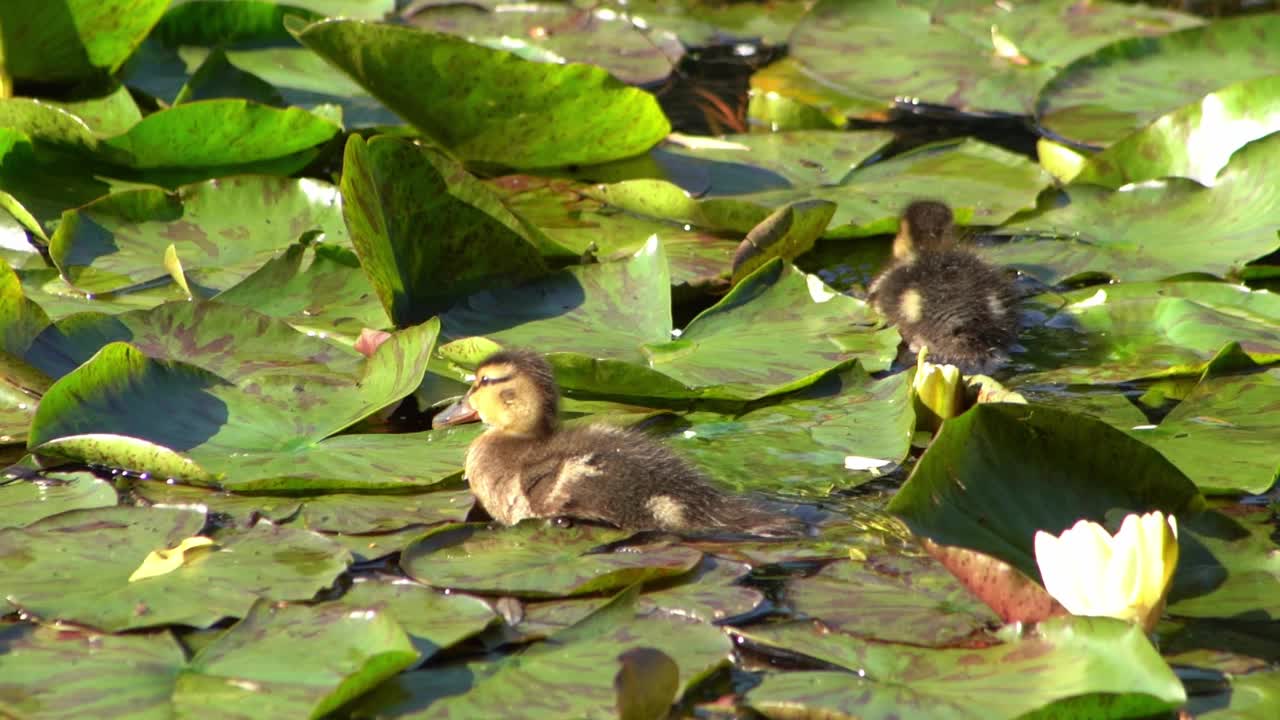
xmin=128 ymin=536 xmax=217 ymax=582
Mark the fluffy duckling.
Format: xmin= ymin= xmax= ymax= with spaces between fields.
xmin=433 ymin=349 xmax=803 ymax=537
xmin=867 ymin=201 xmax=1018 ymax=374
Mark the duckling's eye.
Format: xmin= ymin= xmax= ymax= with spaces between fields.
xmin=478 ymin=375 xmax=494 ymax=386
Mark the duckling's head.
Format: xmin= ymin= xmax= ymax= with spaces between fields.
xmin=433 ymin=349 xmax=560 ymax=437
xmin=893 ymin=200 xmax=957 ymax=260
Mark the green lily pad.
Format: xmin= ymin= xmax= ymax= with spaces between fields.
xmin=1130 ymin=369 xmax=1280 ymax=495
xmin=13 ymin=267 xmax=190 ymax=320
xmin=174 ymin=48 xmax=286 ymax=107
xmin=513 ymin=557 xmax=763 ymax=638
xmin=156 ymin=0 xmax=393 ymax=45
xmin=0 ymin=472 xmax=117 ymax=528
xmin=172 ymin=600 xmax=417 ymax=719
xmin=0 ymin=506 xmax=351 ymax=631
xmin=1188 ymin=667 xmax=1280 ymax=719
xmin=1074 ymin=76 xmax=1280 ymax=189
xmin=603 ymin=0 xmax=809 ymax=47
xmin=991 ymin=134 xmax=1280 ymax=284
xmin=214 ymin=240 xmax=389 ymax=343
xmin=1013 ymin=283 xmax=1280 ymax=386
xmin=594 ymin=138 xmax=1051 ymax=238
xmin=47 ymin=175 xmax=347 ymax=296
xmin=1170 ymin=505 xmax=1280 ymax=621
xmin=292 ymin=18 xmax=671 ymax=168
xmin=299 ymin=488 xmax=475 ymax=534
xmin=0 ymin=0 xmax=170 ymax=83
xmin=786 ymin=554 xmax=999 ymax=647
xmin=887 ymin=403 xmax=1205 ymax=584
xmin=340 ymin=134 xmax=552 ymax=326
xmin=788 ymin=0 xmax=1053 ymax=116
xmin=27 ymin=312 xmax=441 ymax=486
xmin=47 ymin=84 xmax=146 ymax=138
xmin=0 ymin=623 xmax=184 ymax=720
xmin=664 ymin=368 xmax=913 ymax=496
xmin=176 ymin=45 xmax=404 ymax=128
xmin=132 ymin=480 xmax=302 ymax=524
xmin=349 ymin=584 xmax=731 ymax=719
xmin=740 ymin=616 xmax=1186 ymax=719
xmin=406 ymin=2 xmax=682 ymax=86
xmin=748 ymin=56 xmax=884 ymax=127
xmin=339 ymin=575 xmax=498 ymax=660
xmin=401 ymin=522 xmax=702 ymax=598
xmin=1037 ymin=14 xmax=1280 ymax=147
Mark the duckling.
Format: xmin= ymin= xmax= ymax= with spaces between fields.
xmin=432 ymin=349 xmax=804 ymax=537
xmin=867 ymin=201 xmax=1018 ymax=374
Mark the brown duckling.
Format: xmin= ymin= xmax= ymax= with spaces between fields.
xmin=867 ymin=200 xmax=1018 ymax=374
xmin=433 ymin=349 xmax=804 ymax=537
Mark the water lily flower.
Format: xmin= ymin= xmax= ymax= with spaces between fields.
xmin=912 ymin=349 xmax=967 ymax=428
xmin=1034 ymin=511 xmax=1179 ymax=632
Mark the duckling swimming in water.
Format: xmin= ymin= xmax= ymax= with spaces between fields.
xmin=433 ymin=349 xmax=804 ymax=537
xmin=867 ymin=201 xmax=1018 ymax=374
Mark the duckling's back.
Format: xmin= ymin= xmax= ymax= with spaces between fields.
xmin=871 ymin=247 xmax=1018 ymax=373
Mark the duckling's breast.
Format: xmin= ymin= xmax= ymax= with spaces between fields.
xmin=465 ymin=435 xmax=535 ymax=525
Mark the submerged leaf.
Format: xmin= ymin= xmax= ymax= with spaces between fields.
xmin=128 ymin=535 xmax=217 ymax=582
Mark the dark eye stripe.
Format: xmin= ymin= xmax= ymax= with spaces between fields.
xmin=478 ymin=373 xmax=511 ymax=387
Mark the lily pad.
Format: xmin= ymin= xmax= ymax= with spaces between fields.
xmin=1037 ymin=14 xmax=1280 ymax=147
xmin=887 ymin=403 xmax=1205 ymax=584
xmin=172 ymin=600 xmax=418 ymax=719
xmin=339 ymin=134 xmax=551 ymax=326
xmin=664 ymin=368 xmax=913 ymax=496
xmin=132 ymin=480 xmax=302 ymax=525
xmin=401 ymin=522 xmax=702 ymax=598
xmin=0 ymin=471 xmax=117 ymax=528
xmin=1073 ymin=76 xmax=1280 ymax=189
xmin=0 ymin=623 xmax=183 ymax=720
xmin=787 ymin=554 xmax=999 ymax=647
xmin=0 ymin=506 xmax=351 ymax=631
xmin=338 ymin=575 xmax=499 ymax=660
xmin=740 ymin=616 xmax=1186 ymax=719
xmin=991 ymin=133 xmax=1280 ymax=284
xmin=406 ymin=2 xmax=682 ymax=86
xmin=299 ymin=488 xmax=475 ymax=534
xmin=349 ymin=584 xmax=731 ymax=719
xmin=1013 ymin=283 xmax=1280 ymax=386
xmin=292 ymin=18 xmax=671 ymax=168
xmin=1130 ymin=369 xmax=1280 ymax=495
xmin=1170 ymin=505 xmax=1280 ymax=621
xmin=0 ymin=0 xmax=171 ymax=83
xmin=47 ymin=176 xmax=347 ymax=296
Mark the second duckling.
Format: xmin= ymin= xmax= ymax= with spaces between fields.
xmin=434 ymin=349 xmax=804 ymax=537
xmin=868 ymin=201 xmax=1018 ymax=374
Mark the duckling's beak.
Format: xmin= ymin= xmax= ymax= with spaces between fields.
xmin=432 ymin=396 xmax=479 ymax=428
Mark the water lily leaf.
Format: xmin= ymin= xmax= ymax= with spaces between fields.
xmin=132 ymin=480 xmax=302 ymax=524
xmin=1 ymin=260 xmax=52 ymax=441
xmin=406 ymin=2 xmax=682 ymax=86
xmin=740 ymin=616 xmax=1186 ymax=719
xmin=0 ymin=471 xmax=117 ymax=528
xmin=599 ymin=0 xmax=809 ymax=47
xmin=214 ymin=241 xmax=389 ymax=343
xmin=348 ymin=584 xmax=731 ymax=719
xmin=46 ymin=84 xmax=145 ymax=138
xmin=1037 ymin=14 xmax=1280 ymax=147
xmin=1131 ymin=369 xmax=1280 ymax=495
xmin=992 ymin=134 xmax=1280 ymax=284
xmin=1170 ymin=505 xmax=1280 ymax=621
xmin=299 ymin=488 xmax=474 ymax=534
xmin=172 ymin=600 xmax=417 ymax=720
xmin=643 ymin=259 xmax=897 ymax=394
xmin=489 ymin=174 xmax=740 ymax=288
xmin=789 ymin=0 xmax=1054 ymax=116
xmin=1188 ymin=667 xmax=1280 ymax=719
xmin=0 ymin=0 xmax=170 ymax=83
xmin=47 ymin=176 xmax=346 ymax=296
xmin=615 ymin=647 xmax=679 ymax=720
xmin=594 ymin=138 xmax=1050 ymax=238
xmin=292 ymin=18 xmax=671 ymax=168
xmin=442 ymin=236 xmax=671 ymax=363
xmin=156 ymin=0 xmax=393 ymax=45
xmin=13 ymin=267 xmax=189 ymax=320
xmin=513 ymin=557 xmax=763 ymax=638
xmin=174 ymin=48 xmax=286 ymax=107
xmin=887 ymin=403 xmax=1205 ymax=584
xmin=27 ymin=312 xmax=441 ymax=486
xmin=99 ymin=99 xmax=339 ymax=171
xmin=340 ymin=134 xmax=551 ymax=326
xmin=0 ymin=506 xmax=351 ymax=631
xmin=665 ymin=368 xmax=913 ymax=496
xmin=401 ymin=522 xmax=702 ymax=598
xmin=1074 ymin=76 xmax=1280 ymax=189
xmin=731 ymin=200 xmax=837 ymax=285
xmin=338 ymin=575 xmax=499 ymax=660
xmin=786 ymin=555 xmax=999 ymax=647
xmin=1013 ymin=283 xmax=1280 ymax=386
xmin=749 ymin=56 xmax=886 ymax=126
xmin=0 ymin=623 xmax=184 ymax=720
xmin=128 ymin=535 xmax=217 ymax=582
